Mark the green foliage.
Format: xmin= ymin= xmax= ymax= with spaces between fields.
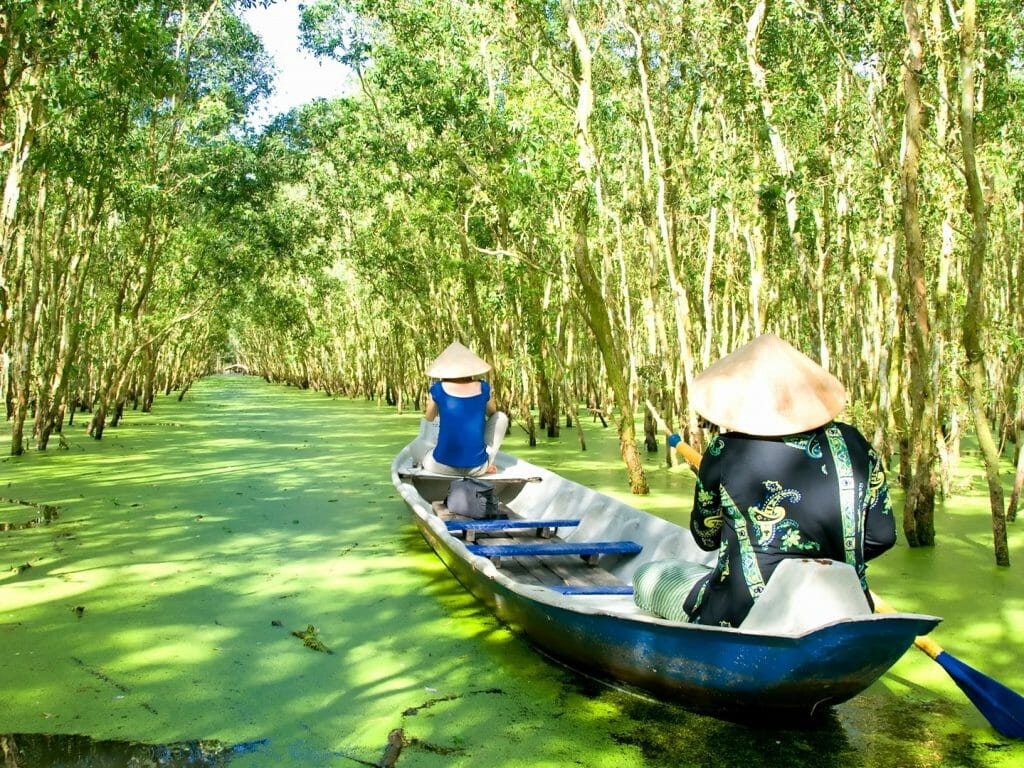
xmin=4 ymin=0 xmax=1024 ymax=510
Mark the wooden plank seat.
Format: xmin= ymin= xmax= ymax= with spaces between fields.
xmin=445 ymin=518 xmax=581 ymax=543
xmin=548 ymin=585 xmax=635 ymax=595
xmin=466 ymin=540 xmax=642 ymax=568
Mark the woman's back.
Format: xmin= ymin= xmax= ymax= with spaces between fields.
xmin=431 ymin=380 xmax=489 ymax=468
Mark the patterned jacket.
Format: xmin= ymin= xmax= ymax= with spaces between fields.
xmin=684 ymin=421 xmax=896 ymax=627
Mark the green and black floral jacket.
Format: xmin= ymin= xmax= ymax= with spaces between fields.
xmin=684 ymin=421 xmax=896 ymax=627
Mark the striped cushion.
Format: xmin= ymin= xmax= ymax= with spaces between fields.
xmin=633 ymin=560 xmax=712 ymax=622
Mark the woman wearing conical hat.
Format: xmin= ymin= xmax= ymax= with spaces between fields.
xmin=420 ymin=342 xmax=509 ymax=477
xmin=633 ymin=334 xmax=897 ymax=628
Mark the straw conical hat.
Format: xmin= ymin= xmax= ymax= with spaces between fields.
xmin=425 ymin=342 xmax=491 ymax=379
xmin=690 ymin=334 xmax=846 ymax=436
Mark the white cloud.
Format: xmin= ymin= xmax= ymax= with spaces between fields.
xmin=242 ymin=0 xmax=356 ymax=126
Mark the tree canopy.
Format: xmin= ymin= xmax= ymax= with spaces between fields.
xmin=2 ymin=0 xmax=1023 ymax=562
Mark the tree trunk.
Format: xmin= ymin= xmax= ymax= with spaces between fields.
xmin=622 ymin=7 xmax=695 ymax=430
xmin=518 ymin=393 xmax=537 ymax=448
xmin=745 ymin=0 xmax=823 ymax=364
xmin=643 ymin=407 xmax=658 ymax=453
xmin=571 ymin=391 xmax=587 ymax=451
xmin=90 ymin=403 xmax=107 ymax=440
xmin=9 ymin=180 xmax=46 ymax=456
xmin=899 ymin=0 xmax=936 ymax=546
xmin=569 ymin=197 xmax=647 ymax=493
xmin=142 ymin=357 xmax=158 ymax=412
xmin=1009 ymin=439 xmax=1024 ymax=522
xmin=110 ymin=399 xmax=126 ymax=428
xmin=563 ymin=0 xmax=647 ymax=493
xmin=957 ymin=0 xmax=1008 ymax=565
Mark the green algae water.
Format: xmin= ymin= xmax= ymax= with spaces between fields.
xmin=1 ymin=375 xmax=1022 ymax=767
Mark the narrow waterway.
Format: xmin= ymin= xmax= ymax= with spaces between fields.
xmin=1 ymin=376 xmax=1021 ymax=767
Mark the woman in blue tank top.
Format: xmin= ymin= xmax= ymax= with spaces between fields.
xmin=421 ymin=342 xmax=509 ymax=476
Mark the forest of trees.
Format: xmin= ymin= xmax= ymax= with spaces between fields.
xmin=1 ymin=1 xmax=1022 ymax=562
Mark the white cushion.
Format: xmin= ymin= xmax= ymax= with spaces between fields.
xmin=740 ymin=558 xmax=871 ymax=634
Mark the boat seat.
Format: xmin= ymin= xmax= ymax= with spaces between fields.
xmin=400 ymin=470 xmax=542 ymax=485
xmin=467 ymin=540 xmax=642 ymax=568
xmin=446 ymin=518 xmax=580 ymax=543
xmin=548 ymin=585 xmax=635 ymax=595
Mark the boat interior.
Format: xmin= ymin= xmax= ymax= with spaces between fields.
xmin=397 ymin=436 xmax=881 ymax=637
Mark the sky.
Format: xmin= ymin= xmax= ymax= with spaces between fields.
xmin=241 ymin=0 xmax=356 ymax=127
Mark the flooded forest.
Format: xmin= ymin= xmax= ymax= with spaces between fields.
xmin=2 ymin=2 xmax=1024 ymax=765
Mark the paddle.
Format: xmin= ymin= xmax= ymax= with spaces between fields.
xmin=872 ymin=592 xmax=1024 ymax=739
xmin=644 ymin=398 xmax=1024 ymax=738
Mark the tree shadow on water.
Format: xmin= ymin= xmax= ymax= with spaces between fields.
xmin=567 ymin=673 xmax=1010 ymax=768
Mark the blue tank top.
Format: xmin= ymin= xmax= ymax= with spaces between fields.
xmin=431 ymin=380 xmax=490 ymax=468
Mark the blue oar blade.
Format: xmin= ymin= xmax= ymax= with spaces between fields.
xmin=935 ymin=651 xmax=1024 ymax=739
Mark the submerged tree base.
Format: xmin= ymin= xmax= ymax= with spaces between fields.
xmin=0 ymin=733 xmax=270 ymax=767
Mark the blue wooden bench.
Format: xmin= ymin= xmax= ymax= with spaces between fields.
xmin=548 ymin=585 xmax=635 ymax=595
xmin=466 ymin=540 xmax=642 ymax=567
xmin=445 ymin=518 xmax=580 ymax=543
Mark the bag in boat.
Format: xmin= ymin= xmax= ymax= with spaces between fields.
xmin=444 ymin=477 xmax=500 ymax=519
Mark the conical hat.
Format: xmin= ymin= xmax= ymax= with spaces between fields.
xmin=690 ymin=334 xmax=846 ymax=436
xmin=425 ymin=342 xmax=491 ymax=379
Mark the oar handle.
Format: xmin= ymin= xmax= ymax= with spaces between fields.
xmin=871 ymin=592 xmax=944 ymax=660
xmin=645 ymin=399 xmax=703 ymax=470
xmin=674 ymin=440 xmax=703 ymax=469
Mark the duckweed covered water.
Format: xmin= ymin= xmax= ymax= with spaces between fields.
xmin=1 ymin=375 xmax=1022 ymax=767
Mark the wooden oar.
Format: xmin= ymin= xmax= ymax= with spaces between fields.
xmin=643 ymin=399 xmax=702 ymax=470
xmin=645 ymin=398 xmax=1024 ymax=737
xmin=872 ymin=592 xmax=1024 ymax=739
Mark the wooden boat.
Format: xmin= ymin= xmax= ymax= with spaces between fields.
xmin=392 ymin=430 xmax=941 ymax=719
